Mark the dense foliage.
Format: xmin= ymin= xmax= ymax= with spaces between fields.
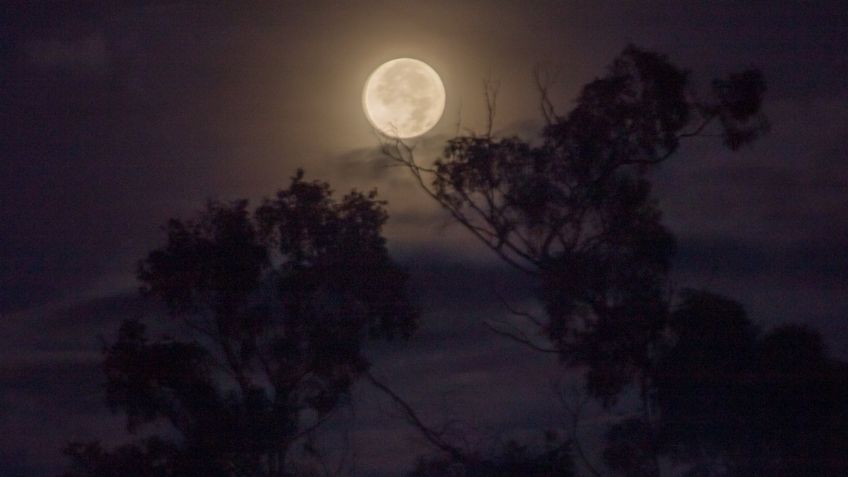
xmin=389 ymin=46 xmax=847 ymax=475
xmin=63 ymin=171 xmax=417 ymax=477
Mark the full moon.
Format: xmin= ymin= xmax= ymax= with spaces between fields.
xmin=362 ymin=58 xmax=446 ymax=138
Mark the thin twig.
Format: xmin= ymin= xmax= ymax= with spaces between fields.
xmin=557 ymin=384 xmax=603 ymax=477
xmin=483 ymin=319 xmax=559 ymax=354
xmin=493 ymin=289 xmax=544 ymax=327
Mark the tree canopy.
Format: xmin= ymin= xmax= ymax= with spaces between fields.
xmin=63 ymin=171 xmax=417 ymax=477
xmin=386 ymin=45 xmax=769 ymax=402
xmin=385 ymin=45 xmax=847 ymax=475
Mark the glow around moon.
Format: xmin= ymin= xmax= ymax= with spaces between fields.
xmin=362 ymin=58 xmax=446 ymax=139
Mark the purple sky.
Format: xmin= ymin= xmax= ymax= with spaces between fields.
xmin=1 ymin=2 xmax=847 ymax=475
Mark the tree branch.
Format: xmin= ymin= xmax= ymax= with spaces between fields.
xmin=483 ymin=319 xmax=559 ymax=354
xmin=365 ymin=370 xmax=465 ymax=462
xmin=493 ymin=290 xmax=544 ymax=328
xmin=557 ymin=385 xmax=603 ymax=477
xmin=379 ymin=135 xmax=539 ymax=275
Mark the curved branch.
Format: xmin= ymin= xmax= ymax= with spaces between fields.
xmin=483 ymin=319 xmax=559 ymax=354
xmin=289 ymin=406 xmax=337 ymax=445
xmin=533 ymin=65 xmax=558 ymax=126
xmin=483 ymin=76 xmax=500 ymax=137
xmin=493 ymin=290 xmax=544 ymax=328
xmin=365 ymin=370 xmax=465 ymax=462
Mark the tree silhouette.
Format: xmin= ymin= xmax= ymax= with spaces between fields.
xmin=63 ymin=170 xmax=417 ymax=477
xmin=379 ymin=44 xmax=832 ymax=476
xmin=648 ymin=291 xmax=848 ymax=476
xmin=389 ymin=45 xmax=848 ymax=476
xmin=385 ymin=46 xmax=768 ymax=404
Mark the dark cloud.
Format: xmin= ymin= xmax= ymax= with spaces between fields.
xmin=620 ymin=1 xmax=848 ymax=101
xmin=675 ymin=235 xmax=848 ymax=287
xmin=26 ymin=34 xmax=108 ymax=71
xmin=0 ymin=294 xmax=146 ymax=476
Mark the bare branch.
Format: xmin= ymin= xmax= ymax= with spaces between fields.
xmin=483 ymin=319 xmax=559 ymax=354
xmin=493 ymin=290 xmax=544 ymax=327
xmin=533 ymin=65 xmax=559 ymax=126
xmin=556 ymin=384 xmax=603 ymax=477
xmin=365 ymin=370 xmax=465 ymax=462
xmin=483 ymin=76 xmax=501 ymax=137
xmin=288 ymin=407 xmax=337 ymax=445
xmin=678 ymin=111 xmax=717 ymax=138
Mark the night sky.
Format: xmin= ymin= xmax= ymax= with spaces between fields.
xmin=2 ymin=2 xmax=847 ymax=475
